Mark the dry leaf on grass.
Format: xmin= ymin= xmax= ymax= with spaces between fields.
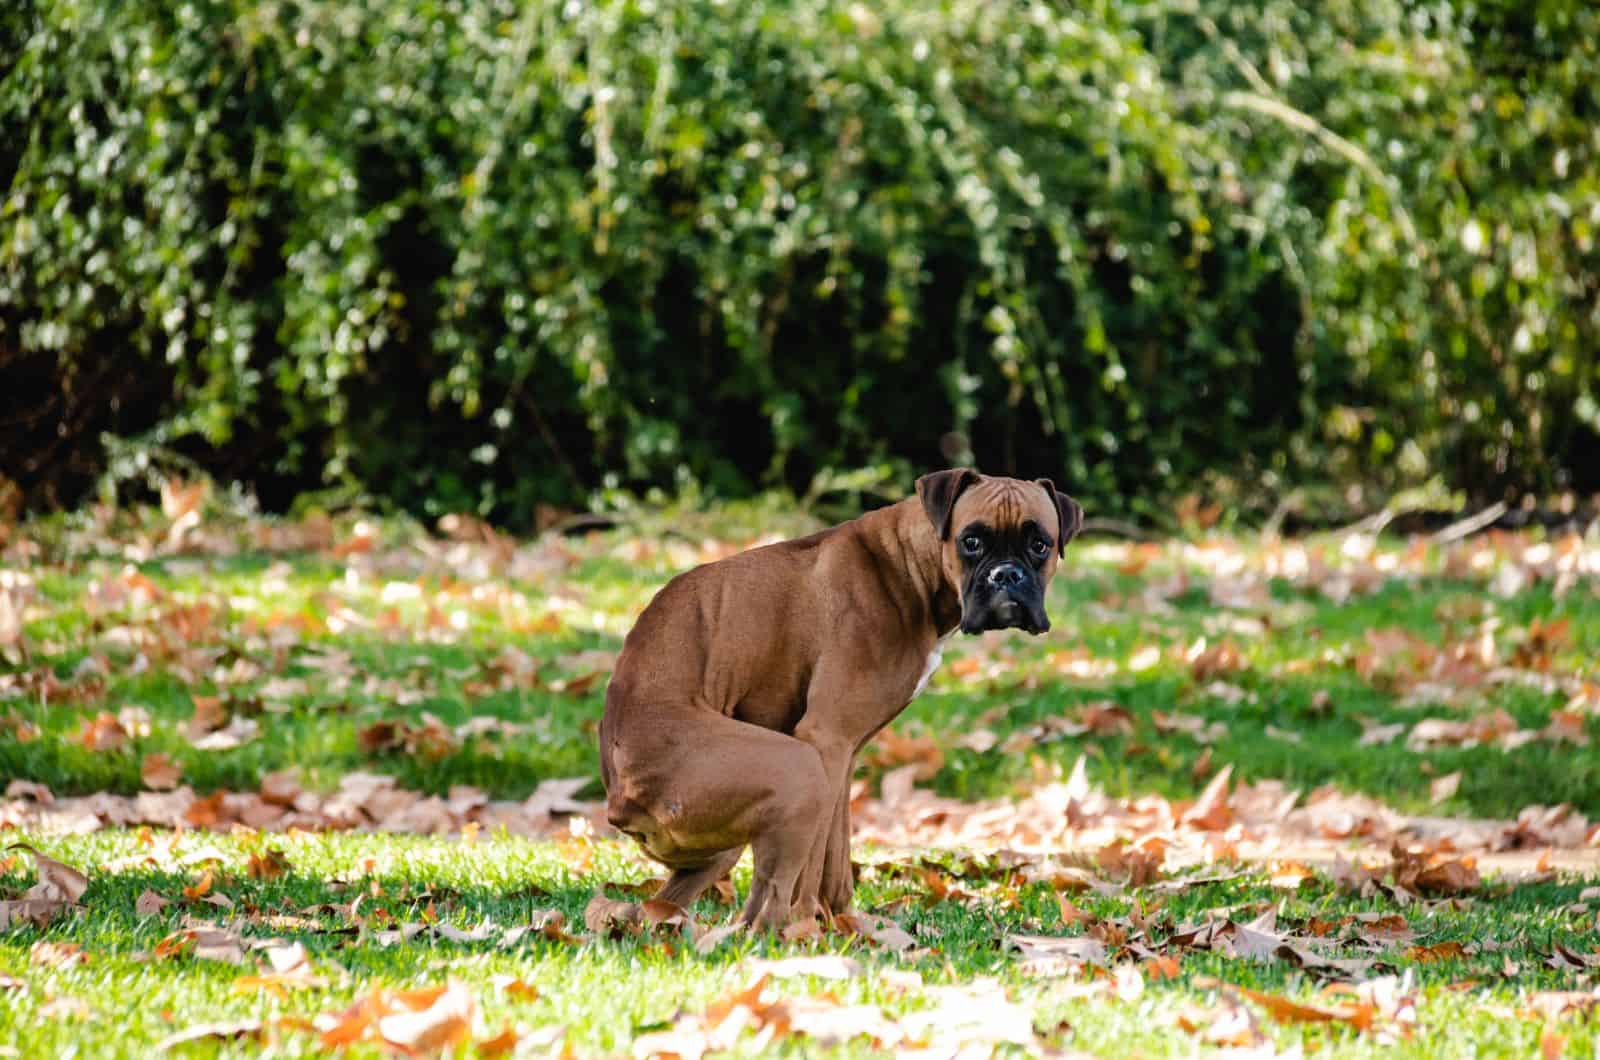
xmin=8 ymin=843 xmax=90 ymax=903
xmin=1058 ymin=896 xmax=1091 ymax=925
xmin=490 ymin=974 xmax=540 ymax=1001
xmin=154 ymin=1019 xmax=265 ymax=1052
xmin=1430 ymin=771 xmax=1463 ymax=804
xmin=1546 ymin=944 xmax=1600 ymax=971
xmin=747 ymin=955 xmax=863 ymax=980
xmin=1007 ymin=933 xmax=1109 ymax=972
xmin=834 ymin=912 xmax=918 ymax=953
xmin=1391 ymin=845 xmax=1481 ymax=896
xmin=233 ymin=942 xmax=329 ymax=996
xmin=899 ymin=979 xmax=1039 ymax=1049
xmin=864 ymin=728 xmax=945 ymax=781
xmin=247 ymin=848 xmax=291 ymax=880
xmin=186 ymin=695 xmax=227 ymax=738
xmin=781 ymin=917 xmax=823 ymax=943
xmin=584 ymin=893 xmax=645 ymax=937
xmin=500 ymin=909 xmax=581 ymax=948
xmin=630 ymin=971 xmax=909 ymax=1058
xmin=1219 ymin=981 xmax=1375 ymax=1032
xmin=1269 ymin=861 xmax=1316 ymax=890
xmin=642 ymin=898 xmax=691 ymax=930
xmin=377 ymin=982 xmax=474 ymax=1053
xmin=0 ymin=843 xmax=89 ymax=929
xmin=694 ymin=923 xmax=743 ymax=954
xmin=182 ymin=869 xmax=215 ymax=901
xmin=136 ymin=890 xmax=172 ymax=928
xmin=1406 ymin=941 xmax=1470 ymax=963
xmin=477 ymin=1027 xmax=523 ymax=1057
xmin=522 ymin=776 xmax=594 ymax=819
xmin=1094 ymin=840 xmax=1166 ymax=886
xmin=1173 ymin=999 xmax=1269 ymax=1048
xmin=260 ymin=769 xmax=304 ymax=806
xmin=0 ymin=898 xmax=67 ymax=930
xmin=1522 ymin=991 xmax=1600 ymax=1020
xmin=191 ymin=716 xmax=260 ymax=752
xmin=317 ymin=980 xmax=475 ymax=1054
xmin=157 ymin=921 xmax=247 ymax=964
xmin=77 ymin=711 xmax=128 ymax=751
xmin=31 ymin=941 xmax=87 ymax=968
xmin=141 ymin=753 xmax=183 ymax=791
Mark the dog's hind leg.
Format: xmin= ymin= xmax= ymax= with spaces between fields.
xmin=655 ymin=847 xmax=743 ymax=908
xmin=606 ymin=707 xmax=830 ymax=933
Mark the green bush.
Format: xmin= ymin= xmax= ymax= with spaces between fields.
xmin=2 ymin=0 xmax=1597 ymax=526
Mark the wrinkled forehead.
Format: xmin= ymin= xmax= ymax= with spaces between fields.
xmin=952 ymin=478 xmax=1057 ymax=536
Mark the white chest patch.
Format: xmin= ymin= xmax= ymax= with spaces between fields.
xmin=911 ymin=636 xmax=951 ymax=699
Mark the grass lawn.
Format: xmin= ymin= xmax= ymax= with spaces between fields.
xmin=2 ymin=498 xmax=1600 ymax=1056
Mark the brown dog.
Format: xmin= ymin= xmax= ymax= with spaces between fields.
xmin=598 ymin=469 xmax=1083 ymax=930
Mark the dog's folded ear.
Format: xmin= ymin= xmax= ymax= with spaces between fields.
xmin=915 ymin=468 xmax=981 ymax=540
xmin=1035 ymin=478 xmax=1084 ymax=556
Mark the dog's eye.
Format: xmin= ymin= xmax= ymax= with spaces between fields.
xmin=1030 ymin=537 xmax=1051 ymax=558
xmin=960 ymin=534 xmax=983 ymax=554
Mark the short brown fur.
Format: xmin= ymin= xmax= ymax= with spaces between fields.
xmin=598 ymin=470 xmax=1082 ymax=929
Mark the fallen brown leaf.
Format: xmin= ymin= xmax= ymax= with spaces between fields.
xmin=141 ymin=753 xmax=183 ymax=791
xmin=317 ymin=981 xmax=475 ymax=1054
xmin=190 ymin=716 xmax=259 ymax=751
xmin=182 ymin=869 xmax=215 ymax=901
xmin=478 ymin=1027 xmax=521 ymax=1057
xmin=1058 ymin=896 xmax=1090 ymax=926
xmin=835 ymin=911 xmax=918 ymax=953
xmin=186 ymin=695 xmax=227 ymax=738
xmin=135 ymin=889 xmax=172 ymax=917
xmin=1228 ymin=983 xmax=1375 ymax=1031
xmin=1429 ymin=771 xmax=1463 ymax=805
xmin=864 ymin=727 xmax=945 ymax=781
xmin=157 ymin=922 xmax=247 ymax=964
xmin=491 ymin=974 xmax=540 ymax=1001
xmin=1269 ymin=861 xmax=1316 ymax=891
xmin=1007 ymin=933 xmax=1109 ymax=971
xmin=31 ymin=941 xmax=87 ymax=968
xmin=584 ymin=893 xmax=643 ymax=937
xmin=8 ymin=843 xmax=90 ymax=903
xmin=748 ymin=955 xmax=863 ymax=980
xmin=1176 ymin=999 xmax=1268 ymax=1047
xmin=1407 ymin=941 xmax=1469 ymax=963
xmin=154 ymin=1019 xmax=264 ymax=1052
xmin=1391 ymin=845 xmax=1481 ymax=896
xmin=1143 ymin=954 xmax=1183 ymax=981
xmin=247 ymin=848 xmax=291 ymax=880
xmin=641 ymin=898 xmax=691 ymax=930
xmin=77 ymin=711 xmax=128 ymax=751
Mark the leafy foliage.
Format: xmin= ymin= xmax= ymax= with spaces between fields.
xmin=1 ymin=0 xmax=1597 ymax=523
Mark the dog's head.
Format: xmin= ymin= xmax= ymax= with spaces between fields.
xmin=916 ymin=468 xmax=1083 ymax=636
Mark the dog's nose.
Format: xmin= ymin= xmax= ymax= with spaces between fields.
xmin=988 ymin=563 xmax=1026 ymax=589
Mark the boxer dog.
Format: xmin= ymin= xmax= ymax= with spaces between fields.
xmin=598 ymin=469 xmax=1083 ymax=931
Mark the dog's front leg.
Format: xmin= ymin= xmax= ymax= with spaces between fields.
xmin=816 ymin=760 xmax=855 ymax=914
xmin=791 ymin=650 xmax=923 ymax=920
xmin=788 ymin=725 xmax=852 ymax=921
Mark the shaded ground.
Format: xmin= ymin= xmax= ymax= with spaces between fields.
xmin=1 ymin=494 xmax=1599 ymax=1056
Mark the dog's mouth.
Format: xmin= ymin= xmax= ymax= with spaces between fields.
xmin=959 ymin=592 xmax=1050 ymax=636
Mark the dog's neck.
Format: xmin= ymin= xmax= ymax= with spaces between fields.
xmin=858 ymin=499 xmax=963 ymax=638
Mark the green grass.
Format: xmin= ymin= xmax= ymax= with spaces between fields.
xmin=3 ymin=501 xmax=1600 ymax=1055
xmin=7 ymin=521 xmax=1597 ymax=817
xmin=2 ymin=831 xmax=1599 ymax=1057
